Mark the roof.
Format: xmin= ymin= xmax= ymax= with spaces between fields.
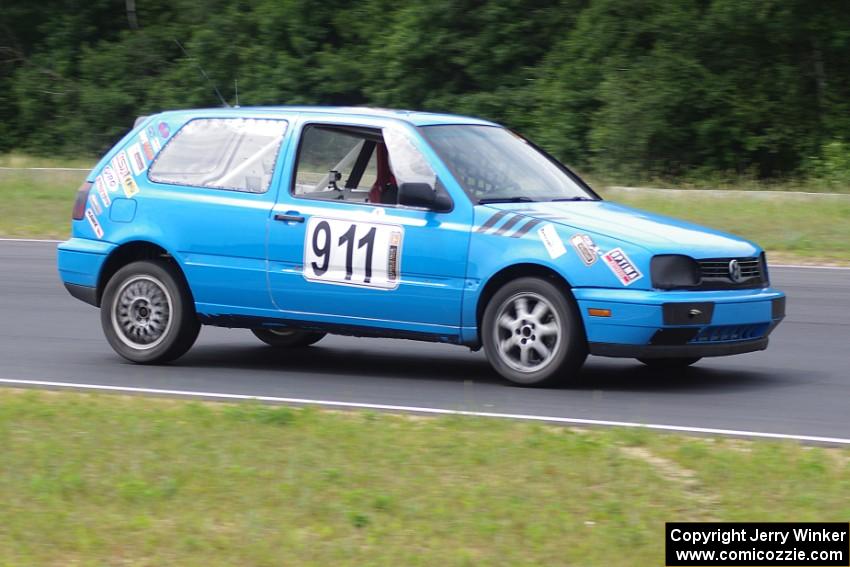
xmin=156 ymin=106 xmax=499 ymax=127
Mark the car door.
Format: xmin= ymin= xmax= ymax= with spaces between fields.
xmin=266 ymin=117 xmax=473 ymax=337
xmin=143 ymin=115 xmax=291 ymax=313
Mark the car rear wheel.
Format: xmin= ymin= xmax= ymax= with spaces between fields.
xmin=101 ymin=260 xmax=200 ymax=364
xmin=251 ymin=328 xmax=326 ymax=348
xmin=637 ymin=357 xmax=701 ymax=369
xmin=482 ymin=277 xmax=587 ymax=386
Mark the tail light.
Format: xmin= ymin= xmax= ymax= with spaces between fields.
xmin=72 ymin=182 xmax=93 ymax=220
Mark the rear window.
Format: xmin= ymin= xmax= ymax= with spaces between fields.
xmin=149 ymin=118 xmax=288 ymax=193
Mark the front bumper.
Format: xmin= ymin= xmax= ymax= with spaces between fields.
xmin=573 ymin=286 xmax=785 ymax=359
xmin=589 ymin=337 xmax=769 ymax=358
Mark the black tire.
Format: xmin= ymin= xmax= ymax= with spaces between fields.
xmin=100 ymin=259 xmax=200 ymax=364
xmin=637 ymin=357 xmax=701 ymax=369
xmin=251 ymin=328 xmax=326 ymax=348
xmin=482 ymin=277 xmax=587 ymax=386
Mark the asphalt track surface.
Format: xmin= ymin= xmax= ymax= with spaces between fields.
xmin=1 ymin=240 xmax=849 ymax=442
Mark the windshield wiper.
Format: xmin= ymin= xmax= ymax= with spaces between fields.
xmin=478 ymin=196 xmax=537 ymax=204
xmin=549 ymin=196 xmax=594 ymax=202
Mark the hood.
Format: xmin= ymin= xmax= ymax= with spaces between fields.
xmin=485 ymin=200 xmax=760 ymax=258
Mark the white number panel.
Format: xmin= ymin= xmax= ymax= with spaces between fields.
xmin=303 ymin=216 xmax=404 ymax=290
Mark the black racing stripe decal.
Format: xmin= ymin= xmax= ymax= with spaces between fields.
xmin=509 ymin=218 xmax=543 ymax=238
xmin=475 ymin=210 xmax=511 ymax=233
xmin=493 ymin=214 xmax=524 ymax=235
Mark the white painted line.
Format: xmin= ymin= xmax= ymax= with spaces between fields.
xmin=0 ymin=239 xmax=847 ymax=269
xmin=0 ymin=238 xmax=63 ymax=243
xmin=0 ymin=167 xmax=89 ymax=171
xmin=607 ymin=186 xmax=850 ymax=199
xmin=1 ymin=378 xmax=848 ymax=445
xmin=772 ymin=264 xmax=850 ymax=271
xmin=2 ymin=240 xmax=850 ymax=269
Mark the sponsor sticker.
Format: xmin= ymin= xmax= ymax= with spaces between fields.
xmin=127 ymin=143 xmax=146 ymax=175
xmin=102 ymin=165 xmax=119 ymax=192
xmin=113 ymin=150 xmax=131 ymax=178
xmin=388 ymin=231 xmax=401 ymax=282
xmin=570 ymin=234 xmax=598 ymax=266
xmin=158 ymin=121 xmax=170 ymax=139
xmin=95 ymin=176 xmax=112 ymax=208
xmin=85 ymin=209 xmax=104 ymax=239
xmin=537 ymin=223 xmax=567 ymax=259
xmin=602 ymin=247 xmax=643 ymax=286
xmin=121 ymin=174 xmax=139 ymax=198
xmin=151 ymin=137 xmax=162 ymax=152
xmin=139 ymin=131 xmax=155 ymax=162
xmin=88 ymin=193 xmax=102 ymax=216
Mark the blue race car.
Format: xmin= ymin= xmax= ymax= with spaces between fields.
xmin=58 ymin=107 xmax=785 ymax=386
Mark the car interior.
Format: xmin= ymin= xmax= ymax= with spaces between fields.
xmin=293 ymin=125 xmax=399 ymax=205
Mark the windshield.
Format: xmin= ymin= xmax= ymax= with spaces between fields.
xmin=418 ymin=125 xmax=597 ymax=204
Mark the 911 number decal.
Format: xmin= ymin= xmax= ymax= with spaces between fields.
xmin=303 ymin=217 xmax=404 ymax=290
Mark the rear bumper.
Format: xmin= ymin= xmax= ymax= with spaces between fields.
xmin=573 ymin=286 xmax=785 ymax=358
xmin=57 ymin=237 xmax=114 ymax=301
xmin=63 ymin=282 xmax=98 ymax=307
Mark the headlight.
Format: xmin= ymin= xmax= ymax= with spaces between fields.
xmin=651 ymin=255 xmax=700 ymax=289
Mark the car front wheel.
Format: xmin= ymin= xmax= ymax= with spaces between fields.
xmin=101 ymin=260 xmax=200 ymax=364
xmin=482 ymin=277 xmax=587 ymax=386
xmin=251 ymin=328 xmax=326 ymax=348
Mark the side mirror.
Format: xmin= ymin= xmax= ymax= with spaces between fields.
xmin=398 ymin=182 xmax=452 ymax=212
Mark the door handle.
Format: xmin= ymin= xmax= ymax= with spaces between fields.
xmin=274 ymin=213 xmax=305 ymax=223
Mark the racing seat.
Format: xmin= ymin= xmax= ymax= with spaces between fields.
xmin=368 ymin=143 xmax=398 ymax=205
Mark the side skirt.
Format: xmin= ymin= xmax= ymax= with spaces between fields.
xmin=197 ymin=313 xmax=466 ymax=346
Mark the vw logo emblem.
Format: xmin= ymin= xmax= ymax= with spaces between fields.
xmin=728 ymin=259 xmax=743 ymax=282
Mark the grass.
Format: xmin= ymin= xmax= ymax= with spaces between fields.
xmin=0 ymin=153 xmax=96 ymax=170
xmin=601 ymin=188 xmax=850 ymax=264
xmin=1 ymin=153 xmax=848 ymax=263
xmin=0 ymin=154 xmax=92 ymax=239
xmin=583 ymin=171 xmax=850 ymax=194
xmin=0 ymin=170 xmax=87 ymax=239
xmin=0 ymin=389 xmax=848 ymax=565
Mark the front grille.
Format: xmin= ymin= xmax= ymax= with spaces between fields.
xmin=690 ymin=323 xmax=770 ymax=343
xmin=696 ymin=256 xmax=767 ymax=289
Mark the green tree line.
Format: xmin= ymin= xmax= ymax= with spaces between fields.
xmin=2 ymin=0 xmax=849 ymax=181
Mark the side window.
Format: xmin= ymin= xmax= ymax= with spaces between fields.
xmin=293 ymin=125 xmax=395 ymax=205
xmin=149 ymin=118 xmax=287 ymax=193
xmin=383 ymin=125 xmax=451 ymax=205
xmin=383 ymin=127 xmax=437 ymax=189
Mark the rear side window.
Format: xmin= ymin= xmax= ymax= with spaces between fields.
xmin=149 ymin=118 xmax=288 ymax=193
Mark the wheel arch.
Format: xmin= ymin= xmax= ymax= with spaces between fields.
xmin=96 ymin=240 xmax=192 ymax=307
xmin=475 ymin=263 xmax=574 ymax=340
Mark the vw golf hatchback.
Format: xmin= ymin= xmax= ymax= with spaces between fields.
xmin=58 ymin=107 xmax=785 ymax=386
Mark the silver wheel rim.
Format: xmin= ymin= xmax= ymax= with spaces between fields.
xmin=111 ymin=275 xmax=173 ymax=350
xmin=492 ymin=292 xmax=562 ymax=373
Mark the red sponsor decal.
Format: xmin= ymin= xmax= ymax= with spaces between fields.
xmin=602 ymin=248 xmax=643 ymax=286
